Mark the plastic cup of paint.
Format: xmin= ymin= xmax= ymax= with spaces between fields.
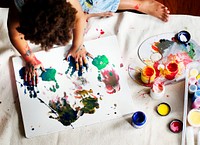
xmin=197 ymin=79 xmax=200 ymax=89
xmin=193 ymin=90 xmax=200 ymax=100
xmin=156 ymin=102 xmax=171 ymax=116
xmin=176 ymin=30 xmax=191 ymax=44
xmin=165 ymin=62 xmax=179 ymax=80
xmin=187 ymin=109 xmax=200 ymax=127
xmin=189 ymin=76 xmax=197 ymax=85
xmin=141 ymin=66 xmax=156 ymax=84
xmin=192 ymin=97 xmax=200 ymax=109
xmin=132 ymin=111 xmax=147 ymax=129
xmin=189 ymin=68 xmax=199 ymax=77
xmin=150 ymin=82 xmax=165 ymax=100
xmin=188 ymin=84 xmax=197 ymax=94
xmin=169 ymin=119 xmax=183 ymax=133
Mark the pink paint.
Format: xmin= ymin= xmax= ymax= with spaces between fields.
xmin=169 ymin=119 xmax=183 ymax=133
xmin=101 ymin=69 xmax=120 ymax=94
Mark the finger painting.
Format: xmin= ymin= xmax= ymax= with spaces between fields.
xmin=12 ymin=36 xmax=134 ymax=138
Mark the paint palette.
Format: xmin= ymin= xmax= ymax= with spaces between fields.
xmin=12 ymin=36 xmax=134 ymax=138
xmin=128 ymin=32 xmax=200 ymax=87
xmin=181 ymin=61 xmax=200 ymax=145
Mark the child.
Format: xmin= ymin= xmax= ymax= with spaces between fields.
xmin=2 ymin=0 xmax=170 ymax=85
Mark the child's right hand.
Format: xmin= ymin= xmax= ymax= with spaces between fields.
xmin=65 ymin=45 xmax=93 ymax=71
xmin=24 ymin=57 xmax=45 ymax=86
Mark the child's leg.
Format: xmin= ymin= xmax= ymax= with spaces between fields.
xmin=118 ymin=0 xmax=170 ymax=22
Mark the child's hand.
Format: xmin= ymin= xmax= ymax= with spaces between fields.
xmin=24 ymin=57 xmax=45 ymax=86
xmin=66 ymin=45 xmax=93 ymax=71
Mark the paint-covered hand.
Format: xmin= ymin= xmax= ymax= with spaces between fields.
xmin=24 ymin=58 xmax=45 ymax=86
xmin=66 ymin=45 xmax=93 ymax=71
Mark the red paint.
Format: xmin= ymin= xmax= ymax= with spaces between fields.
xmin=145 ymin=67 xmax=155 ymax=76
xmin=100 ymin=29 xmax=105 ymax=35
xmin=134 ymin=4 xmax=140 ymax=10
xmin=167 ymin=62 xmax=178 ymax=72
xmin=169 ymin=120 xmax=183 ymax=133
xmin=165 ymin=62 xmax=178 ymax=80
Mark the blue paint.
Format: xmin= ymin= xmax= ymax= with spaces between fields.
xmin=189 ymin=84 xmax=197 ymax=94
xmin=19 ymin=67 xmax=39 ymax=98
xmin=132 ymin=111 xmax=146 ymax=128
xmin=65 ymin=56 xmax=88 ymax=77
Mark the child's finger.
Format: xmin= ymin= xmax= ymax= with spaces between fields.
xmin=86 ymin=52 xmax=93 ymax=59
xmin=79 ymin=57 xmax=83 ymax=68
xmin=75 ymin=61 xmax=79 ymax=71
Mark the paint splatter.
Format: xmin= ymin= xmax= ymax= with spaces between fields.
xmin=40 ymin=68 xmax=59 ymax=92
xmin=96 ymin=28 xmax=105 ymax=38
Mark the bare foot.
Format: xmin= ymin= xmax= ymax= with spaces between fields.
xmin=134 ymin=0 xmax=170 ymax=22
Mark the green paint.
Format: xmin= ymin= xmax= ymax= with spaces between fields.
xmin=81 ymin=96 xmax=99 ymax=114
xmin=92 ymin=55 xmax=109 ymax=81
xmin=92 ymin=55 xmax=109 ymax=70
xmin=188 ymin=43 xmax=195 ymax=59
xmin=49 ymin=99 xmax=78 ymax=126
xmin=40 ymin=68 xmax=59 ymax=92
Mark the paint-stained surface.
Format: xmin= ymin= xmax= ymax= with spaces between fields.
xmin=12 ymin=36 xmax=134 ymax=138
xmin=129 ymin=32 xmax=200 ymax=87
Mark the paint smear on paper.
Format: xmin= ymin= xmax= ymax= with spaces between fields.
xmin=92 ymin=55 xmax=109 ymax=81
xmin=92 ymin=55 xmax=120 ymax=94
xmin=101 ymin=69 xmax=120 ymax=94
xmin=65 ymin=56 xmax=87 ymax=77
xmin=19 ymin=67 xmax=39 ymax=98
xmin=40 ymin=68 xmax=59 ymax=92
xmin=49 ymin=89 xmax=99 ymax=126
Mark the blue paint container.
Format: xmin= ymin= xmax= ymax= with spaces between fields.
xmin=189 ymin=84 xmax=197 ymax=94
xmin=132 ymin=111 xmax=147 ymax=129
xmin=192 ymin=90 xmax=200 ymax=102
xmin=176 ymin=30 xmax=191 ymax=44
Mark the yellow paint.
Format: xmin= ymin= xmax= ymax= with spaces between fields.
xmin=196 ymin=74 xmax=200 ymax=79
xmin=189 ymin=68 xmax=199 ymax=77
xmin=188 ymin=109 xmax=200 ymax=127
xmin=157 ymin=103 xmax=170 ymax=116
xmin=141 ymin=66 xmax=156 ymax=84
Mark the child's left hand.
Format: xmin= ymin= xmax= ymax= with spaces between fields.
xmin=66 ymin=45 xmax=93 ymax=71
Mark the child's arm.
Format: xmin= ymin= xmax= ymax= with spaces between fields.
xmin=7 ymin=5 xmax=44 ymax=85
xmin=66 ymin=0 xmax=91 ymax=70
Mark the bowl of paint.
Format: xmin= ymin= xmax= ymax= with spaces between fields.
xmin=164 ymin=61 xmax=179 ymax=80
xmin=156 ymin=102 xmax=171 ymax=116
xmin=187 ymin=109 xmax=200 ymax=127
xmin=141 ymin=66 xmax=156 ymax=84
xmin=175 ymin=30 xmax=191 ymax=44
xmin=169 ymin=119 xmax=183 ymax=133
xmin=132 ymin=111 xmax=147 ymax=129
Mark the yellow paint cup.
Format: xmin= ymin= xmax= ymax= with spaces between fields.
xmin=141 ymin=66 xmax=156 ymax=84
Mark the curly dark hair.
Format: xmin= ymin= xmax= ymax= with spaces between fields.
xmin=17 ymin=0 xmax=77 ymax=50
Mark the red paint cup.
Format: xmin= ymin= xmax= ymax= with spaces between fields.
xmin=165 ymin=62 xmax=179 ymax=80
